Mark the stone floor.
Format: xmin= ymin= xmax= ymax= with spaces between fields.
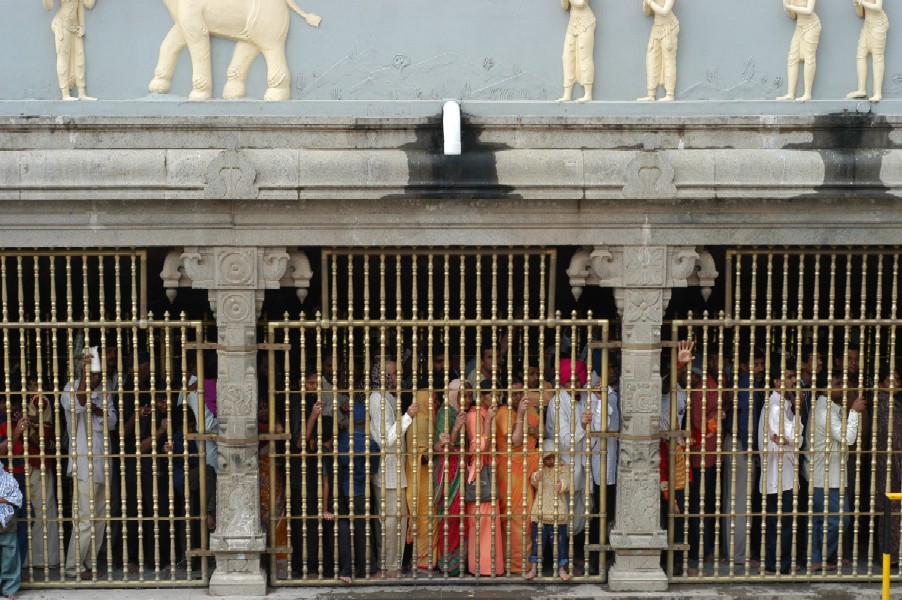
xmin=13 ymin=583 xmax=891 ymax=600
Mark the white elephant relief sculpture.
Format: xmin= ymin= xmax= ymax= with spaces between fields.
xmin=149 ymin=0 xmax=321 ymax=101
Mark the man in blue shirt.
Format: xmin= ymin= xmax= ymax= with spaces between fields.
xmin=335 ymin=397 xmax=380 ymax=581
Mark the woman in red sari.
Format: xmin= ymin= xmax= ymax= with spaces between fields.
xmin=432 ymin=380 xmax=468 ymax=575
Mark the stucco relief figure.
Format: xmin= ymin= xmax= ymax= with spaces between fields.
xmin=637 ymin=0 xmax=679 ymax=102
xmin=777 ymin=0 xmax=821 ymax=102
xmin=149 ymin=0 xmax=321 ymax=101
xmin=558 ymin=0 xmax=596 ymax=103
xmin=44 ymin=0 xmax=96 ymax=101
xmin=848 ymin=0 xmax=889 ymax=102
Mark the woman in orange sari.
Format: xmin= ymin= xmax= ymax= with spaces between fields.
xmin=496 ymin=377 xmax=541 ymax=574
xmin=465 ymin=381 xmax=505 ymax=576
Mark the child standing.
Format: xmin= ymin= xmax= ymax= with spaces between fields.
xmin=0 ymin=465 xmax=22 ymax=599
xmin=525 ymin=439 xmax=570 ymax=581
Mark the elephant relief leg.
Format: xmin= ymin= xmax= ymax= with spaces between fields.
xmin=149 ymin=25 xmax=187 ymax=94
xmin=223 ymin=41 xmax=261 ymax=100
xmin=177 ymin=10 xmax=214 ymax=100
xmin=261 ymin=45 xmax=291 ymax=101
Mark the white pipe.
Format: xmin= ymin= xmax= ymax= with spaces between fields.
xmin=443 ymin=100 xmax=461 ymax=156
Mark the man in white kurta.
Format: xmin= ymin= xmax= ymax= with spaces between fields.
xmin=810 ymin=375 xmax=863 ymax=569
xmin=757 ymin=367 xmax=799 ymax=574
xmin=368 ymin=360 xmax=418 ymax=577
xmin=60 ymin=348 xmax=117 ymax=578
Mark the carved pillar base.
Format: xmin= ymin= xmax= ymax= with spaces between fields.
xmin=209 ymin=564 xmax=267 ymax=597
xmin=608 ymin=553 xmax=669 ymax=592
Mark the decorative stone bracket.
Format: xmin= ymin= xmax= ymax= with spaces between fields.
xmin=161 ymin=246 xmax=313 ymax=307
xmin=567 ymin=244 xmax=718 ymax=305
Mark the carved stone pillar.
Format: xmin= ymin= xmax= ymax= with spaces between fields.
xmin=161 ymin=246 xmax=311 ymax=596
xmin=568 ymin=245 xmax=717 ymax=592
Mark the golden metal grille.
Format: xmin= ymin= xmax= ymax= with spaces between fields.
xmin=263 ymin=250 xmax=611 ymax=584
xmin=665 ymin=249 xmax=902 ymax=582
xmin=0 ymin=251 xmax=211 ymax=587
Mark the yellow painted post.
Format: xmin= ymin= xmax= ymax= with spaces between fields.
xmin=884 ymin=493 xmax=902 ymax=600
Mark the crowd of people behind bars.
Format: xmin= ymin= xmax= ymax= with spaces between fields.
xmin=662 ymin=339 xmax=902 ymax=577
xmin=1 ymin=330 xmax=901 ymax=583
xmin=3 ymin=343 xmax=218 ymax=580
xmin=269 ymin=339 xmax=622 ymax=582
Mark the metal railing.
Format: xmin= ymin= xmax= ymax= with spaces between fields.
xmin=0 ymin=251 xmax=212 ymax=587
xmin=664 ymin=249 xmax=902 ymax=582
xmin=261 ymin=249 xmax=612 ymax=584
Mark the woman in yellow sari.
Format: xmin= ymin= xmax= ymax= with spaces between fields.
xmin=406 ymin=389 xmax=436 ymax=573
xmin=496 ymin=378 xmax=541 ymax=574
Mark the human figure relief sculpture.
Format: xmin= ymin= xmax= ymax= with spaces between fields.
xmin=848 ymin=0 xmax=889 ymax=102
xmin=44 ymin=0 xmax=97 ymax=101
xmin=149 ymin=0 xmax=321 ymax=101
xmin=558 ymin=0 xmax=596 ymax=103
xmin=637 ymin=0 xmax=679 ymax=102
xmin=777 ymin=0 xmax=821 ymax=102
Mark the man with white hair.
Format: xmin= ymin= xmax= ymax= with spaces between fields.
xmin=60 ymin=346 xmax=117 ymax=578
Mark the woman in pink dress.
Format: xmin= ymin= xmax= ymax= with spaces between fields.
xmin=465 ymin=380 xmax=505 ymax=576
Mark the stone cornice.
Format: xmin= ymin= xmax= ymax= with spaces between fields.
xmin=1 ymin=112 xmax=901 ymax=248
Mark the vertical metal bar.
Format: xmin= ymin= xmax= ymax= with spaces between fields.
xmin=806 ymin=253 xmax=821 ymax=579
xmin=314 ymin=311 xmax=324 ymax=581
xmin=823 ymin=253 xmax=838 ymax=574
xmin=83 ymin=253 xmax=99 ymax=580
xmin=426 ymin=252 xmax=436 ymax=578
xmin=759 ymin=253 xmax=774 ymax=578
xmin=869 ymin=254 xmax=885 ymax=577
xmin=566 ymin=312 xmax=576 ymax=581
xmin=32 ymin=256 xmax=49 ymax=579
xmin=298 ymin=311 xmax=309 ymax=580
xmin=346 ymin=255 xmax=359 ymax=582
xmin=410 ymin=254 xmax=421 ymax=580
xmin=164 ymin=314 xmax=177 ymax=580
xmin=777 ymin=252 xmax=791 ymax=577
xmin=330 ymin=255 xmax=340 ymax=580
xmin=377 ymin=253 xmax=389 ymax=578
xmin=889 ymin=254 xmax=900 ymax=571
xmin=362 ymin=254 xmax=373 ymax=581
xmin=792 ymin=254 xmax=805 ymax=577
xmin=521 ymin=254 xmax=531 ymax=577
xmin=474 ymin=254 xmax=483 ymax=579
xmin=393 ymin=253 xmax=404 ymax=580
xmin=847 ymin=252 xmax=862 ymax=575
xmin=489 ymin=254 xmax=498 ymax=578
xmin=713 ymin=312 xmax=725 ymax=573
xmin=504 ymin=253 xmax=514 ymax=578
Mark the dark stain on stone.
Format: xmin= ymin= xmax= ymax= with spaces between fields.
xmin=783 ymin=110 xmax=898 ymax=201
xmin=383 ymin=115 xmax=521 ymax=201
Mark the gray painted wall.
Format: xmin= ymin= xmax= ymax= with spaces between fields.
xmin=4 ymin=0 xmax=901 ymax=104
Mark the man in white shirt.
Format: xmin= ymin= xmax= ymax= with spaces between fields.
xmin=810 ymin=372 xmax=863 ymax=571
xmin=757 ymin=364 xmax=800 ymax=575
xmin=545 ymin=360 xmax=591 ymax=556
xmin=587 ymin=368 xmax=619 ymax=575
xmin=368 ymin=359 xmax=418 ymax=578
xmin=60 ymin=347 xmax=118 ymax=578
